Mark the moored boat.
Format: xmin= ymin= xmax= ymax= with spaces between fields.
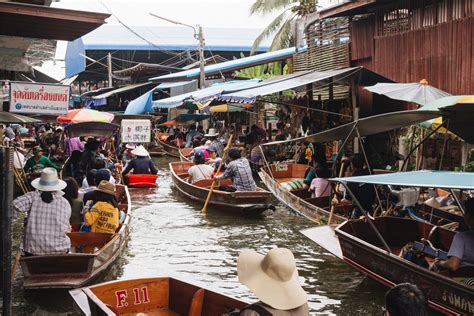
xmin=156 ymin=132 xmax=181 ymax=158
xmin=125 ymin=173 xmax=158 ymax=188
xmin=20 ymin=184 xmax=132 ymax=289
xmin=259 ymin=163 xmax=348 ymax=224
xmin=179 ymin=147 xmax=193 ymax=162
xmin=170 ymin=161 xmax=274 ymax=216
xmin=70 ymin=276 xmax=247 ymax=316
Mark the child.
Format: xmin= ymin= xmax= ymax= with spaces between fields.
xmin=309 ymin=167 xmax=331 ymax=198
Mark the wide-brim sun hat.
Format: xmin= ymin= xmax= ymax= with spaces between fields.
xmin=237 ymin=248 xmax=308 ymax=310
xmin=131 ymin=145 xmax=149 ymax=157
xmin=126 ymin=143 xmax=135 ymax=150
xmin=204 ymin=128 xmax=219 ymax=137
xmin=96 ymin=180 xmax=116 ymax=196
xmin=31 ymin=167 xmax=67 ymax=191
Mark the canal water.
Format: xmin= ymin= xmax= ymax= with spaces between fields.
xmin=12 ymin=156 xmax=386 ymax=315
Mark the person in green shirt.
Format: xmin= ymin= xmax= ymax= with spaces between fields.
xmin=24 ymin=146 xmax=60 ymax=173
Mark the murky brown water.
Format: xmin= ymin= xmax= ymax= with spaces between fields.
xmin=11 ymin=156 xmax=387 ymax=315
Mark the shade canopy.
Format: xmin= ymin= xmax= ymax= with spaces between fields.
xmin=57 ymin=109 xmax=114 ymax=123
xmin=219 ymin=67 xmax=393 ymax=103
xmin=161 ymin=114 xmax=210 ymax=126
xmin=64 ymin=122 xmax=119 ymax=138
xmin=263 ymin=109 xmax=440 ymax=146
xmin=364 ymin=81 xmax=451 ymax=106
xmin=0 ymin=112 xmax=41 ymax=124
xmin=209 ymin=103 xmax=253 ymax=113
xmin=332 ymin=170 xmax=474 ymax=190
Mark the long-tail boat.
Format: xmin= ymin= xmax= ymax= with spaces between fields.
xmin=303 ymin=171 xmax=474 ymax=315
xmin=170 ymin=161 xmax=274 ymax=216
xmin=70 ymin=277 xmax=247 ymax=316
xmin=156 ymin=132 xmax=180 ymax=158
xmin=20 ymin=184 xmax=132 ymax=289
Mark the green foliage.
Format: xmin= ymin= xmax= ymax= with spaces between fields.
xmin=250 ymin=0 xmax=317 ymax=52
xmin=466 ymin=149 xmax=474 ymax=172
xmin=233 ymin=52 xmax=288 ymax=79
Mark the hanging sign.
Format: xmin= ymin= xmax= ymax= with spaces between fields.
xmin=9 ymin=82 xmax=70 ymax=115
xmin=121 ymin=119 xmax=151 ymax=143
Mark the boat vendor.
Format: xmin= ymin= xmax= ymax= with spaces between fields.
xmin=205 ymin=128 xmax=224 ymax=157
xmin=12 ymin=168 xmax=71 ymax=256
xmin=122 ymin=145 xmax=158 ymax=176
xmin=214 ymin=148 xmax=256 ymax=192
xmin=235 ymin=247 xmax=309 ymax=315
xmin=185 ymin=124 xmax=202 ymax=148
xmin=23 ymin=146 xmax=60 ymax=173
xmin=430 ymin=198 xmax=474 ymax=273
xmin=121 ymin=143 xmax=135 ymax=165
xmin=187 ymin=151 xmax=213 ymax=184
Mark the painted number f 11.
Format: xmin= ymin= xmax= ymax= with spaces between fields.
xmin=115 ymin=287 xmax=150 ymax=307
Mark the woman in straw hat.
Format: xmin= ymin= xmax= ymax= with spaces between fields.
xmin=122 ymin=145 xmax=158 ymax=176
xmin=236 ymin=247 xmax=309 ymax=315
xmin=12 ymin=168 xmax=71 ymax=256
xmin=83 ymin=180 xmax=120 ymax=234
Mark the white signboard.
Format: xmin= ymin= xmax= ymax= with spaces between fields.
xmin=121 ymin=119 xmax=151 ymax=143
xmin=10 ymin=82 xmax=70 ymax=115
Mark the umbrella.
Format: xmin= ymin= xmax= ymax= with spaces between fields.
xmin=57 ymin=109 xmax=114 ymax=123
xmin=0 ymin=112 xmax=41 ymax=124
xmin=209 ymin=103 xmax=253 ymax=113
xmin=365 ymin=79 xmax=451 ymax=106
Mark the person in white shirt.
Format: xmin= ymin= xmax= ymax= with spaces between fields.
xmin=187 ymin=151 xmax=213 ymax=184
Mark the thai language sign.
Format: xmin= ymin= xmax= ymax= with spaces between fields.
xmin=121 ymin=119 xmax=151 ymax=143
xmin=9 ymin=82 xmax=70 ymax=115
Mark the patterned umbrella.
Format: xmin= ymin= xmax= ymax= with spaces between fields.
xmin=209 ymin=103 xmax=253 ymax=113
xmin=365 ymin=79 xmax=451 ymax=106
xmin=57 ymin=109 xmax=114 ymax=123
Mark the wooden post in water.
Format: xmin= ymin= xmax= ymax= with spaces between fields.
xmin=1 ymin=146 xmax=14 ymax=316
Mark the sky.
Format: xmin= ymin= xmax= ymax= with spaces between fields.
xmin=38 ymin=0 xmax=332 ymax=80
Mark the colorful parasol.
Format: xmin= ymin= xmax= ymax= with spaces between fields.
xmin=365 ymin=79 xmax=451 ymax=106
xmin=209 ymin=103 xmax=253 ymax=113
xmin=57 ymin=109 xmax=114 ymax=123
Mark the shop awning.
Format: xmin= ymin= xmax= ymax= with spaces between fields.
xmin=219 ymin=66 xmax=393 ymax=103
xmin=92 ymin=82 xmax=153 ymax=99
xmin=0 ymin=2 xmax=110 ymax=41
xmin=152 ymin=79 xmax=261 ymax=109
xmin=263 ymin=109 xmax=441 ymax=146
xmin=161 ymin=114 xmax=210 ymax=126
xmin=332 ymin=170 xmax=474 ymax=190
xmin=156 ymin=81 xmax=197 ymax=89
xmin=150 ymin=47 xmax=304 ymax=82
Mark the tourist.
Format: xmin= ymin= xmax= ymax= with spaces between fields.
xmin=12 ymin=134 xmax=24 ymax=149
xmin=83 ymin=169 xmax=114 ymax=205
xmin=250 ymin=136 xmax=264 ymax=167
xmin=12 ymin=168 xmax=71 ymax=256
xmin=63 ymin=150 xmax=84 ymax=183
xmin=214 ymin=148 xmax=256 ymax=192
xmin=79 ymin=139 xmax=105 ymax=174
xmin=309 ymin=166 xmax=331 ymax=198
xmin=4 ymin=124 xmax=15 ymax=141
xmin=83 ymin=180 xmax=119 ymax=234
xmin=185 ymin=125 xmax=201 ymax=148
xmin=79 ymin=169 xmax=97 ymax=199
xmin=24 ymin=146 xmax=60 ymax=173
xmin=205 ymin=128 xmax=224 ymax=157
xmin=236 ymin=247 xmax=309 ymax=315
xmin=206 ymin=145 xmax=219 ymax=166
xmin=62 ymin=177 xmax=82 ymax=225
xmin=430 ymin=198 xmax=474 ymax=273
xmin=64 ymin=136 xmax=84 ymax=156
xmin=383 ymin=283 xmax=428 ymax=316
xmin=122 ymin=145 xmax=157 ymax=176
xmin=187 ymin=151 xmax=213 ymax=184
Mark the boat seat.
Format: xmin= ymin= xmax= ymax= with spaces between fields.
xmin=193 ymin=179 xmax=232 ymax=188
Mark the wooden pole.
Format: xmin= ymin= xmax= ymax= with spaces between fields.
xmin=327 ymin=161 xmax=345 ymax=225
xmin=201 ymin=135 xmax=233 ymax=214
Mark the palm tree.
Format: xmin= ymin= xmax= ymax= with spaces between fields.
xmin=250 ymin=0 xmax=316 ymax=53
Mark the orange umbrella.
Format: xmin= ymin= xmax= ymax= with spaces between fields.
xmin=57 ymin=109 xmax=114 ymax=123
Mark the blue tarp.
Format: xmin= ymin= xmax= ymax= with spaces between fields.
xmin=150 ymin=47 xmax=305 ymax=82
xmin=124 ymin=86 xmax=159 ymax=115
xmin=333 ymin=170 xmax=474 ymax=190
xmin=152 ymin=79 xmax=261 ymax=109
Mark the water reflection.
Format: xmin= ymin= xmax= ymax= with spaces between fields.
xmin=13 ymin=156 xmax=386 ymax=315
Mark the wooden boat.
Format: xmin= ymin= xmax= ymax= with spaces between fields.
xmin=148 ymin=147 xmax=167 ymax=157
xmin=179 ymin=147 xmax=193 ymax=162
xmin=259 ymin=163 xmax=348 ymax=224
xmin=70 ymin=277 xmax=247 ymax=316
xmin=170 ymin=161 xmax=274 ymax=216
xmin=335 ymin=217 xmax=474 ymax=315
xmin=125 ymin=174 xmax=158 ymax=188
xmin=20 ymin=184 xmax=132 ymax=289
xmin=156 ymin=132 xmax=180 ymax=158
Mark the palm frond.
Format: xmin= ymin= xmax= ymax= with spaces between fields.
xmin=249 ymin=0 xmax=295 ymax=16
xmin=251 ymin=8 xmax=292 ymax=53
xmin=269 ymin=13 xmax=296 ymax=51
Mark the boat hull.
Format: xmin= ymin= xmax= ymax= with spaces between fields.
xmin=20 ymin=185 xmax=132 ymax=289
xmin=125 ymin=174 xmax=158 ymax=188
xmin=170 ymin=161 xmax=273 ymax=215
xmin=156 ymin=133 xmax=180 ymax=158
xmin=336 ymin=218 xmax=474 ymax=315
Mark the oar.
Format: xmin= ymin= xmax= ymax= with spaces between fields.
xmin=327 ymin=159 xmax=346 ymax=225
xmin=11 ymin=250 xmax=21 ymax=282
xmin=201 ymin=134 xmax=233 ymax=214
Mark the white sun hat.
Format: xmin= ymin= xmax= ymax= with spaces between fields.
xmin=204 ymin=128 xmax=219 ymax=137
xmin=131 ymin=145 xmax=150 ymax=157
xmin=31 ymin=167 xmax=67 ymax=192
xmin=237 ymin=247 xmax=308 ymax=310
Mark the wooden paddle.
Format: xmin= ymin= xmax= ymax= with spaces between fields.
xmin=201 ymin=134 xmax=233 ymax=214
